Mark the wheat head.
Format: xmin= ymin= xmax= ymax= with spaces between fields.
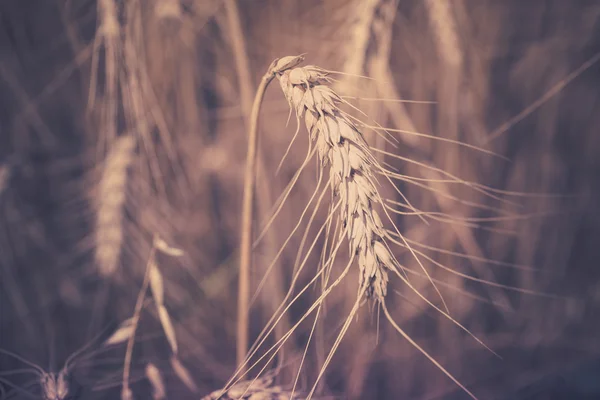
xmin=94 ymin=134 xmax=136 ymax=277
xmin=277 ymin=65 xmax=396 ymax=302
xmin=271 ymin=58 xmax=494 ymax=400
xmin=227 ymin=55 xmax=518 ymax=400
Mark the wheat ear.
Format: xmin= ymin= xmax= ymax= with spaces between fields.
xmin=228 ymin=55 xmax=495 ymax=399
xmin=274 ymin=58 xmax=492 ymax=399
xmin=95 ymin=134 xmax=136 ymax=277
xmin=278 ymin=64 xmax=396 ymax=301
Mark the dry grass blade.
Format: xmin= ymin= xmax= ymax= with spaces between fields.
xmin=149 ymin=236 xmax=182 ymax=354
xmin=122 ymin=246 xmax=157 ymax=399
xmin=263 ymin=56 xmax=506 ymax=399
xmin=154 ymin=236 xmax=184 ymax=257
xmin=485 ymin=51 xmax=600 ymax=144
xmin=157 ymin=305 xmax=178 ymax=354
xmin=104 ymin=318 xmax=136 ymax=347
xmin=145 ymin=363 xmax=166 ymax=400
xmin=149 ymin=258 xmax=165 ymax=306
xmin=121 ymin=386 xmax=134 ymax=400
xmin=169 ymin=355 xmax=198 ymax=393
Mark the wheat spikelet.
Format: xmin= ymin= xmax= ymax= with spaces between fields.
xmin=169 ymin=355 xmax=198 ymax=393
xmin=94 ymin=134 xmax=136 ymax=277
xmin=104 ymin=318 xmax=136 ymax=346
xmin=202 ymin=372 xmax=302 ymax=400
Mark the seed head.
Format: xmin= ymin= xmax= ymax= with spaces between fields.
xmin=277 ymin=61 xmax=399 ymax=301
xmin=40 ymin=371 xmax=69 ymax=400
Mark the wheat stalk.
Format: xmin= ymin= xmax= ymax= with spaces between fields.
xmin=236 ymin=55 xmax=306 ymax=378
xmin=94 ymin=134 xmax=136 ymax=277
xmin=225 ymin=0 xmax=297 ymax=373
xmin=121 ymin=235 xmax=186 ymax=399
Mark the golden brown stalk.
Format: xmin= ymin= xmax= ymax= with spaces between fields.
xmin=122 ymin=235 xmax=183 ymax=399
xmin=237 ymin=55 xmax=305 ymax=372
xmin=121 ymin=245 xmax=156 ymax=400
xmin=271 ymin=57 xmax=492 ymax=399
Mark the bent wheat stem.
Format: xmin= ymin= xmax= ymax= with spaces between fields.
xmin=122 ymin=246 xmax=156 ymax=399
xmin=238 ymin=55 xmax=306 ymax=372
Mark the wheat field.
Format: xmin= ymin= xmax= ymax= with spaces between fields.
xmin=1 ymin=1 xmax=600 ymax=399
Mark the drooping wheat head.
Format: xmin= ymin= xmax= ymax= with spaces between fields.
xmin=278 ymin=64 xmax=400 ymax=302
xmin=240 ymin=57 xmax=514 ymax=400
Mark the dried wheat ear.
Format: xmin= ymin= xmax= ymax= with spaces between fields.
xmin=202 ymin=372 xmax=302 ymax=400
xmin=277 ymin=63 xmax=397 ymax=303
xmin=271 ymin=58 xmax=492 ymax=400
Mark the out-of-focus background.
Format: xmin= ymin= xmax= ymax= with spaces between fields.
xmin=1 ymin=1 xmax=600 ymax=399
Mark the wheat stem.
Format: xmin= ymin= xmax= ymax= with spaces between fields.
xmin=122 ymin=246 xmax=156 ymax=399
xmin=237 ymin=56 xmax=306 ymax=370
xmin=237 ymin=62 xmax=276 ymax=373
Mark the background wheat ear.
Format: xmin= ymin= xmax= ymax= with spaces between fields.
xmin=94 ymin=134 xmax=136 ymax=277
